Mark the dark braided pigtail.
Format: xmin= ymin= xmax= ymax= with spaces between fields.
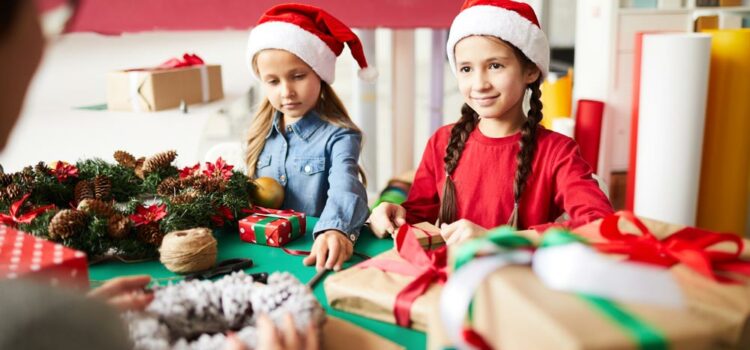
xmin=437 ymin=104 xmax=479 ymax=225
xmin=507 ymin=77 xmax=543 ymax=228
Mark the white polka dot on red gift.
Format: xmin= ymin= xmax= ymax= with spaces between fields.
xmin=54 ymin=244 xmax=63 ymax=251
xmin=6 ymin=273 xmax=17 ymax=279
xmin=12 ymin=249 xmax=21 ymax=256
xmin=74 ymin=252 xmax=85 ymax=258
xmin=30 ymin=265 xmax=40 ymax=271
xmin=54 ymin=258 xmax=63 ymax=265
xmin=240 ymin=228 xmax=245 ymax=233
xmin=71 ymin=269 xmax=78 ymax=277
xmin=10 ymin=256 xmax=20 ymax=264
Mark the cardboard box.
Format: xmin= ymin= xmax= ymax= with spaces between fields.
xmin=0 ymin=225 xmax=89 ymax=290
xmin=107 ymin=65 xmax=223 ymax=112
xmin=410 ymin=222 xmax=444 ymax=249
xmin=428 ymin=215 xmax=750 ymax=349
xmin=325 ymin=248 xmax=443 ymax=331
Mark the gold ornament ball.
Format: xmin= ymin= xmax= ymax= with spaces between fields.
xmin=251 ymin=177 xmax=284 ymax=209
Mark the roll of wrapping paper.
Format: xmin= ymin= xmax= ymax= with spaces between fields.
xmin=574 ymin=100 xmax=604 ymax=173
xmin=626 ymin=32 xmax=647 ymax=211
xmin=635 ymin=33 xmax=712 ymax=226
xmin=627 ymin=31 xmax=674 ymax=211
xmin=540 ymin=68 xmax=573 ymax=129
xmin=697 ymin=29 xmax=750 ymax=235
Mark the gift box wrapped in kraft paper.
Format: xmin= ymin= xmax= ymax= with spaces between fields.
xmin=409 ymin=222 xmax=444 ymax=249
xmin=428 ymin=212 xmax=750 ymax=350
xmin=107 ymin=53 xmax=223 ymax=112
xmin=325 ymin=224 xmax=447 ymax=331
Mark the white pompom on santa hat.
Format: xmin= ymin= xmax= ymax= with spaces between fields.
xmin=446 ymin=0 xmax=550 ymax=79
xmin=246 ymin=3 xmax=377 ymax=84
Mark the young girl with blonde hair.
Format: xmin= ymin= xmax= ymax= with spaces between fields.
xmin=245 ymin=3 xmax=376 ymax=271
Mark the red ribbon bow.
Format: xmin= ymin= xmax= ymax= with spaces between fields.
xmin=0 ymin=194 xmax=56 ymax=227
xmin=577 ymin=211 xmax=750 ymax=283
xmin=356 ymin=224 xmax=448 ymax=327
xmin=242 ymin=206 xmax=298 ymax=217
xmin=158 ymin=53 xmax=205 ymax=69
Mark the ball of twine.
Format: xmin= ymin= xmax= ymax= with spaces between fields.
xmin=159 ymin=227 xmax=218 ymax=274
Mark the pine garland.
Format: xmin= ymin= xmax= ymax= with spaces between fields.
xmin=2 ymin=151 xmax=256 ymax=260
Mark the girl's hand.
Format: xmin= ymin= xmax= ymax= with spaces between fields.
xmin=368 ymin=203 xmax=406 ymax=239
xmin=440 ymin=219 xmax=488 ymax=246
xmin=86 ymin=275 xmax=154 ymax=312
xmin=303 ymin=230 xmax=353 ymax=271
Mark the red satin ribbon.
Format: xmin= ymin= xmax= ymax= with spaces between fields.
xmin=0 ymin=194 xmax=56 ymax=227
xmin=158 ymin=53 xmax=205 ymax=69
xmin=125 ymin=53 xmax=205 ymax=72
xmin=355 ymin=224 xmax=448 ymax=327
xmin=576 ymin=211 xmax=750 ymax=283
xmin=242 ymin=206 xmax=298 ymax=216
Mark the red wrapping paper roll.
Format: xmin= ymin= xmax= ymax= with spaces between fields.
xmin=574 ymin=99 xmax=605 ymax=173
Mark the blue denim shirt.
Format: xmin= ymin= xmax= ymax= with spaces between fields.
xmin=255 ymin=110 xmax=369 ymax=242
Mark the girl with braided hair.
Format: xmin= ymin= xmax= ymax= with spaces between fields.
xmin=369 ymin=0 xmax=613 ymax=244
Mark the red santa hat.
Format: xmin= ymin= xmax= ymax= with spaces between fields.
xmin=446 ymin=0 xmax=550 ymax=78
xmin=246 ymin=3 xmax=377 ymax=84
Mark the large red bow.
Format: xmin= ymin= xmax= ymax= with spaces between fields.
xmin=577 ymin=211 xmax=750 ymax=283
xmin=356 ymin=224 xmax=447 ymax=327
xmin=0 ymin=194 xmax=56 ymax=227
xmin=158 ymin=53 xmax=205 ymax=69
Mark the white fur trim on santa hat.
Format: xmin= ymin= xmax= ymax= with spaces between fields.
xmin=357 ymin=66 xmax=379 ymax=82
xmin=247 ymin=21 xmax=338 ymax=84
xmin=446 ymin=5 xmax=550 ymax=78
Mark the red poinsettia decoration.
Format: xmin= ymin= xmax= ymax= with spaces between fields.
xmin=0 ymin=193 xmax=56 ymax=227
xmin=179 ymin=163 xmax=201 ymax=179
xmin=50 ymin=161 xmax=79 ymax=183
xmin=203 ymin=157 xmax=234 ymax=180
xmin=210 ymin=205 xmax=235 ymax=227
xmin=129 ymin=204 xmax=167 ymax=226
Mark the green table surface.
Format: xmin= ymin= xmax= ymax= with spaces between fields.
xmin=89 ymin=217 xmax=426 ymax=350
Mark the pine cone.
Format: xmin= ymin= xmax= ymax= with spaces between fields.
xmin=5 ymin=183 xmax=23 ymax=200
xmin=169 ymin=192 xmax=198 ymax=205
xmin=193 ymin=176 xmax=226 ymax=193
xmin=34 ymin=161 xmax=48 ymax=175
xmin=14 ymin=168 xmax=35 ymax=186
xmin=136 ymin=223 xmax=164 ymax=246
xmin=0 ymin=173 xmax=13 ymax=186
xmin=156 ymin=177 xmax=182 ymax=196
xmin=134 ymin=157 xmax=146 ymax=179
xmin=74 ymin=180 xmax=95 ymax=203
xmin=113 ymin=150 xmax=137 ymax=169
xmin=48 ymin=209 xmax=88 ymax=239
xmin=107 ymin=214 xmax=131 ymax=239
xmin=142 ymin=150 xmax=177 ymax=175
xmin=93 ymin=175 xmax=112 ymax=201
xmin=77 ymin=198 xmax=116 ymax=218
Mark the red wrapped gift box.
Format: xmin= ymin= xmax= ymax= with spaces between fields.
xmin=238 ymin=208 xmax=306 ymax=247
xmin=0 ymin=225 xmax=89 ymax=290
